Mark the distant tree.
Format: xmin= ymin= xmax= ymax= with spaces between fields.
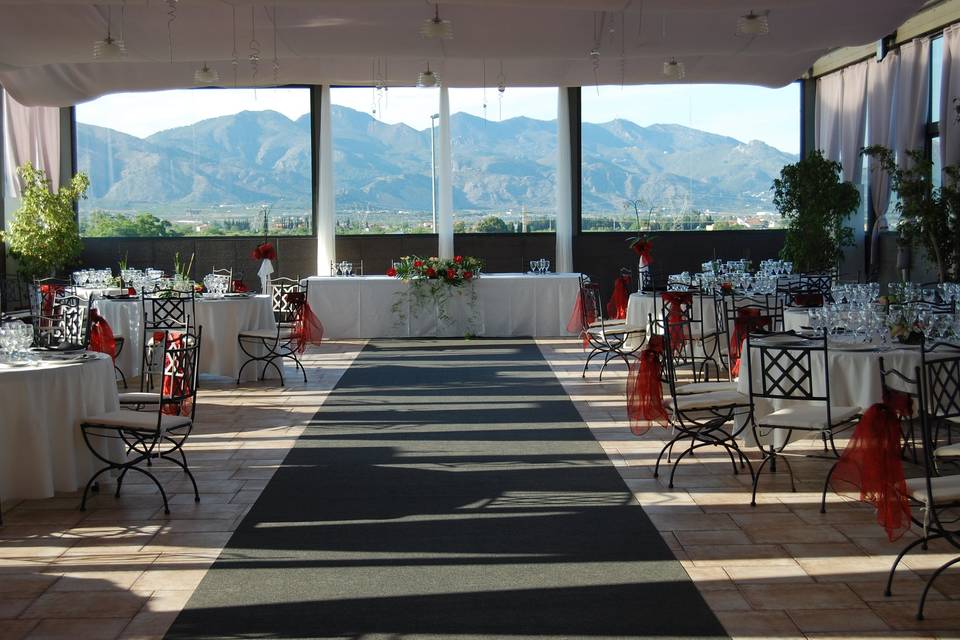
xmin=475 ymin=215 xmax=511 ymax=233
xmin=454 ymin=221 xmax=471 ymax=233
xmin=712 ymin=220 xmax=746 ymax=231
xmin=82 ymin=211 xmax=182 ymax=237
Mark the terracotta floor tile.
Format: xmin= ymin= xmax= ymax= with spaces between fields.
xmin=871 ymin=600 xmax=960 ymax=632
xmin=714 ymin=610 xmax=804 ymax=638
xmin=0 ymin=620 xmax=37 ymax=640
xmin=743 ymin=524 xmax=848 ymax=544
xmin=646 ymin=512 xmax=737 ymax=532
xmin=0 ymin=598 xmax=35 ymax=618
xmin=49 ymin=570 xmax=145 ymax=592
xmin=684 ymin=544 xmax=795 ymax=566
xmin=701 ymin=589 xmax=753 ymax=611
xmin=787 ymin=608 xmax=892 ymax=633
xmin=131 ymin=569 xmax=207 ymax=592
xmin=676 ymin=529 xmax=754 ymax=546
xmin=117 ymin=611 xmax=178 ymax=640
xmin=740 ymin=582 xmax=868 ymax=610
xmin=0 ymin=574 xmax=57 ymax=597
xmin=724 ymin=563 xmax=814 ymax=584
xmin=21 ymin=591 xmax=147 ymax=619
xmin=24 ymin=618 xmax=130 ymax=640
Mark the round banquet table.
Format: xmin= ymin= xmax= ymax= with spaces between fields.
xmin=0 ymin=352 xmax=120 ymax=502
xmin=735 ymin=340 xmax=924 ymax=447
xmin=92 ymin=295 xmax=277 ymax=381
xmin=626 ymin=291 xmax=719 ymax=336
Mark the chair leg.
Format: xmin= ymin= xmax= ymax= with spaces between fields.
xmin=122 ymin=464 xmax=171 ymax=514
xmin=916 ymin=555 xmax=960 ymax=620
xmin=820 ymin=460 xmax=839 ymax=513
xmin=80 ymin=466 xmax=115 ymax=511
xmin=885 ymin=535 xmax=939 ymax=597
xmin=162 ymin=451 xmax=200 ymax=503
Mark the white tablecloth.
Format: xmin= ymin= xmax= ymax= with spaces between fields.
xmin=92 ymin=296 xmax=276 ymax=381
xmin=626 ymin=292 xmax=719 ymax=336
xmin=0 ymin=353 xmax=120 ymax=502
xmin=303 ymin=273 xmax=581 ymax=339
xmin=784 ymin=307 xmax=810 ymax=333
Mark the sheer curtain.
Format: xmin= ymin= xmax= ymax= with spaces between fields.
xmin=316 ymin=85 xmax=336 ymax=276
xmin=894 ymin=38 xmax=930 ymax=170
xmin=940 ymin=25 xmax=960 ymax=177
xmin=555 ymin=88 xmax=573 ymax=273
xmin=2 ymin=88 xmax=61 ymax=195
xmin=437 ymin=86 xmax=453 ymax=260
xmin=866 ymin=52 xmax=899 ymax=275
xmin=815 ymin=71 xmax=843 ymax=160
xmin=840 ymin=62 xmax=868 ymax=275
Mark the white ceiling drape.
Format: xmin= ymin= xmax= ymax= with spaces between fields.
xmin=939 ymin=24 xmax=960 ymax=182
xmin=2 ymin=89 xmax=61 ymax=196
xmin=894 ymin=38 xmax=931 ymax=171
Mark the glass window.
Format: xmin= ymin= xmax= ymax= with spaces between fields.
xmin=581 ymin=83 xmax=800 ymax=231
xmin=76 ymin=88 xmax=312 ymax=237
xmin=329 ymin=86 xmax=557 ymax=235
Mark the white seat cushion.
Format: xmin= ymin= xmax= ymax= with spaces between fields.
xmin=83 ymin=409 xmax=191 ymax=432
xmin=758 ymin=405 xmax=860 ymax=430
xmin=118 ymin=392 xmax=160 ymax=405
xmin=585 ymin=324 xmax=645 ymax=339
xmin=676 ymin=381 xmax=738 ymax=395
xmin=239 ymin=328 xmax=293 ymax=340
xmin=904 ymin=475 xmax=960 ymax=505
xmin=935 ymin=443 xmax=960 ymax=458
xmin=667 ymin=390 xmax=749 ymax=411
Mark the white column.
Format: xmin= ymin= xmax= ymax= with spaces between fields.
xmin=437 ymin=86 xmax=454 ymax=259
xmin=316 ymin=85 xmax=336 ymax=276
xmin=555 ymin=87 xmax=573 ymax=273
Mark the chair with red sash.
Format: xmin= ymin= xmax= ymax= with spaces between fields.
xmin=574 ymin=276 xmax=645 ymax=380
xmin=631 ymin=307 xmax=752 ymax=488
xmin=658 ymin=289 xmax=725 ymax=383
xmin=881 ymin=341 xmax=960 ymax=620
xmin=80 ymin=329 xmax=202 ymax=515
xmin=237 ymin=277 xmax=322 ymax=385
xmin=31 ymin=292 xmax=91 ymax=350
xmin=720 ymin=292 xmax=779 ymax=381
xmin=745 ymin=328 xmax=861 ymax=506
xmin=136 ymin=289 xmax=195 ymax=394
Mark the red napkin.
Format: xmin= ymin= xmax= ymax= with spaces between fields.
xmin=626 ymin=335 xmax=670 ymax=436
xmin=88 ymin=309 xmax=117 ymax=360
xmin=830 ymin=403 xmax=912 ymax=542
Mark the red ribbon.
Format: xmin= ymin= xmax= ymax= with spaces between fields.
xmin=660 ymin=292 xmax=691 ymax=352
xmin=285 ymin=292 xmax=324 ymax=354
xmin=88 ymin=309 xmax=117 ymax=360
xmin=729 ymin=308 xmax=770 ymax=377
xmin=159 ymin=331 xmax=193 ymax=417
xmin=830 ymin=403 xmax=912 ymax=542
xmin=39 ymin=283 xmax=63 ymax=317
xmin=606 ymin=275 xmax=631 ymax=320
xmin=567 ymin=288 xmax=598 ymax=347
xmin=793 ymin=293 xmax=823 ymax=307
xmin=626 ymin=335 xmax=670 ymax=436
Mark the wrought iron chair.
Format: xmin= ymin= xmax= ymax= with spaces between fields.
xmin=80 ymin=329 xmax=202 ymax=515
xmin=658 ymin=289 xmax=724 ymax=382
xmin=718 ymin=291 xmax=780 ymax=381
xmin=32 ymin=292 xmax=91 ymax=349
xmin=578 ymin=277 xmax=646 ymax=380
xmin=136 ymin=289 xmax=195 ymax=394
xmin=236 ymin=277 xmax=309 ymax=385
xmin=745 ymin=329 xmax=861 ymax=506
xmin=883 ymin=341 xmax=960 ymax=620
xmin=651 ymin=307 xmax=753 ymax=488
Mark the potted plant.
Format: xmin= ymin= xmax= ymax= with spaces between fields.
xmin=863 ymin=146 xmax=960 ymax=282
xmin=0 ymin=163 xmax=89 ymax=279
xmin=772 ymin=150 xmax=859 ymax=273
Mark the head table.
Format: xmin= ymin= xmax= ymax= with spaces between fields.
xmin=0 ymin=352 xmax=120 ymax=502
xmin=303 ymin=273 xmax=581 ymax=339
xmin=89 ymin=294 xmax=277 ymax=381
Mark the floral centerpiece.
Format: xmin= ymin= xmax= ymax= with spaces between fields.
xmin=389 ymin=255 xmax=484 ymax=334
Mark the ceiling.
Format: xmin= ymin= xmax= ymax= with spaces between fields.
xmin=0 ymin=0 xmax=928 ymax=107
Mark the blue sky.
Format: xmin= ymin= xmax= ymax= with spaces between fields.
xmin=76 ymin=82 xmax=800 ymax=154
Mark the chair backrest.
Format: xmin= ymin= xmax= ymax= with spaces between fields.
xmin=158 ymin=328 xmax=202 ymax=421
xmin=34 ymin=293 xmax=91 ymax=349
xmin=270 ymin=277 xmax=304 ymax=323
xmin=142 ymin=290 xmax=195 ymax=331
xmin=654 ymin=304 xmax=701 ymax=386
xmin=745 ymin=330 xmax=832 ymax=417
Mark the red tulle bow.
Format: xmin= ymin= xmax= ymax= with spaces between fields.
xmin=882 ymin=388 xmax=913 ymax=419
xmin=661 ymin=292 xmax=691 ymax=352
xmin=88 ymin=309 xmax=117 ymax=360
xmin=830 ymin=403 xmax=912 ymax=542
xmin=39 ymin=283 xmax=64 ymax=317
xmin=567 ymin=288 xmax=598 ymax=347
xmin=630 ymin=240 xmax=653 ymax=265
xmin=159 ymin=331 xmax=193 ymax=417
xmin=729 ymin=308 xmax=770 ymax=377
xmin=626 ymin=335 xmax=670 ymax=436
xmin=231 ymin=279 xmax=249 ymax=293
xmin=607 ymin=275 xmax=631 ymax=320
xmin=285 ymin=292 xmax=324 ymax=354
xmin=793 ymin=293 xmax=823 ymax=307
xmin=252 ymin=242 xmax=277 ymax=261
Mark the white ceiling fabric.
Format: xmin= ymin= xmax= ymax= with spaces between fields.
xmin=0 ymin=0 xmax=926 ymax=107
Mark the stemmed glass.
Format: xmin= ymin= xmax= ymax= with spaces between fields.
xmin=539 ymin=258 xmax=550 ymax=274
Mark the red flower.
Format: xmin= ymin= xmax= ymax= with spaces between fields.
xmin=386 ymin=267 xmax=397 ymax=277
xmin=463 ymin=271 xmax=473 ymax=281
xmin=454 ymin=255 xmax=464 ymax=264
xmin=426 ymin=267 xmax=437 ymax=278
xmin=252 ymin=242 xmax=276 ymax=261
xmin=446 ymin=268 xmax=457 ymax=279
xmin=413 ymin=260 xmax=424 ymax=268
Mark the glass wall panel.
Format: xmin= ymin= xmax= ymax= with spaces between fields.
xmin=581 ymin=83 xmax=800 ymax=231
xmin=76 ymin=88 xmax=312 ymax=237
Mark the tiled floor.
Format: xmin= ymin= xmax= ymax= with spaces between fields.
xmin=0 ymin=337 xmax=958 ymax=639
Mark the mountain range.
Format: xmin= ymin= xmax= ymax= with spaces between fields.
xmin=76 ymin=105 xmax=797 ymax=217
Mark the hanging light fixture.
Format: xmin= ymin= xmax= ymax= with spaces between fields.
xmin=662 ymin=58 xmax=685 ymax=80
xmin=194 ymin=62 xmax=220 ymax=84
xmin=93 ymin=6 xmax=126 ymax=60
xmin=417 ymin=61 xmax=438 ymax=87
xmin=736 ymin=10 xmax=769 ymax=36
xmin=420 ymin=3 xmax=453 ymax=39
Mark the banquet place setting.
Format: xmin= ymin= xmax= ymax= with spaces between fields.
xmin=3 ymin=0 xmax=960 ymax=638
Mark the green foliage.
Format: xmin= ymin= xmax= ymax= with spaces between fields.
xmin=864 ymin=145 xmax=960 ymax=282
xmin=474 ymin=216 xmax=511 ymax=234
xmin=0 ymin=163 xmax=88 ymax=279
xmin=82 ymin=210 xmax=183 ymax=237
xmin=773 ymin=150 xmax=859 ymax=273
